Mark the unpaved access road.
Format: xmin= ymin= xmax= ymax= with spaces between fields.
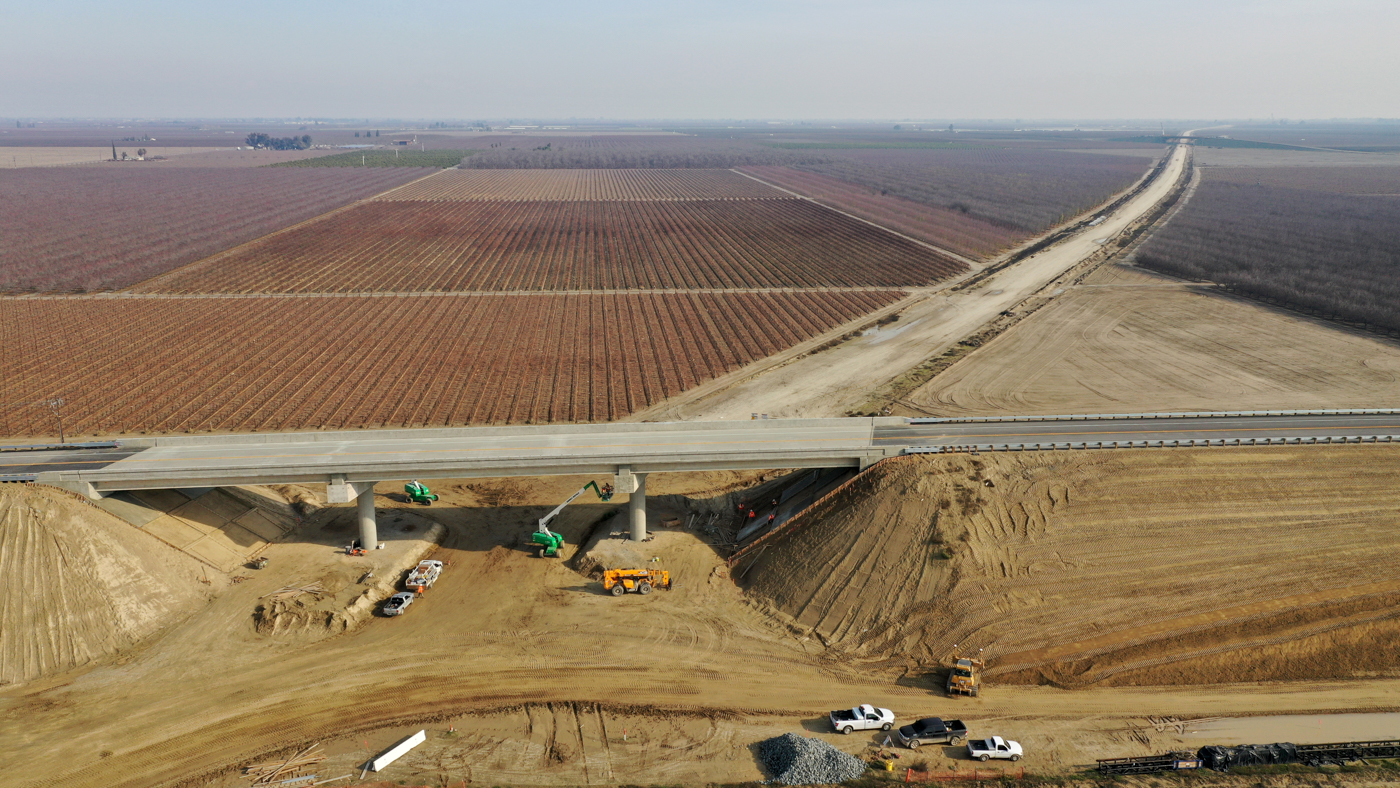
xmin=631 ymin=139 xmax=1192 ymax=421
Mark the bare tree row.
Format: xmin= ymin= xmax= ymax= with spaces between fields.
xmin=1137 ymin=181 xmax=1400 ymax=331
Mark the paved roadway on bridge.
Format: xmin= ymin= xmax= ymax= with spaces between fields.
xmin=4 ymin=413 xmax=1397 ymax=490
xmin=873 ymin=413 xmax=1400 ymax=447
xmin=0 ymin=447 xmax=139 ymax=478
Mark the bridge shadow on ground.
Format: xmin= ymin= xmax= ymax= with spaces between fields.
xmin=299 ymin=468 xmax=844 ymax=564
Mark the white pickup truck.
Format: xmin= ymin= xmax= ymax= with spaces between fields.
xmin=829 ymin=704 xmax=895 ymax=734
xmin=404 ymin=560 xmax=444 ymax=590
xmin=967 ymin=736 xmax=1022 ymax=762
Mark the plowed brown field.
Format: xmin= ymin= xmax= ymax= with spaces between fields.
xmin=380 ymin=168 xmax=790 ymax=201
xmin=0 ymin=291 xmax=902 ymax=438
xmin=132 ymin=200 xmax=966 ymax=293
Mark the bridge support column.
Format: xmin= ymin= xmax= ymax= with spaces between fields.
xmin=629 ymin=473 xmax=648 ymax=542
xmin=356 ymin=483 xmax=378 ymax=550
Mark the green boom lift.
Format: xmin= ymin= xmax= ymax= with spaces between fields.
xmin=531 ymin=480 xmax=614 ymax=557
xmin=404 ymin=479 xmax=439 ymax=505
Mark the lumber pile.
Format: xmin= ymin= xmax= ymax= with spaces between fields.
xmin=243 ymin=742 xmax=325 ymax=783
xmin=259 ymin=582 xmax=328 ymax=602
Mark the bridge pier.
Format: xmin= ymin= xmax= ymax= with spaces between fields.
xmin=356 ymin=483 xmax=377 ymax=549
xmin=629 ymin=472 xmax=648 ymax=542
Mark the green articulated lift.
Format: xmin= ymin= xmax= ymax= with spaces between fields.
xmin=404 ymin=479 xmax=439 ymax=505
xmin=531 ymin=480 xmax=614 ymax=557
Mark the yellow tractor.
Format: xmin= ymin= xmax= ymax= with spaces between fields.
xmin=946 ymin=650 xmax=985 ymax=697
xmin=603 ymin=568 xmax=671 ymax=596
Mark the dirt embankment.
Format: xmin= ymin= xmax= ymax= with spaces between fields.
xmin=742 ymin=447 xmax=1400 ymax=687
xmin=905 ymin=263 xmax=1400 ymax=416
xmin=0 ymin=484 xmax=213 ymax=686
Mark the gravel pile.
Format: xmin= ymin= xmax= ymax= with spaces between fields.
xmin=757 ymin=732 xmax=868 ymax=784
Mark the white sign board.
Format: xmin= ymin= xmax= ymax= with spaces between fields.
xmin=370 ymin=729 xmax=427 ymax=772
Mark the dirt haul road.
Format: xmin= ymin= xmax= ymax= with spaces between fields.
xmin=6 ymin=459 xmax=1400 ymax=788
xmin=631 ymin=138 xmax=1193 ymax=421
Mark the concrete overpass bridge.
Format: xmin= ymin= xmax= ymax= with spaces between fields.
xmin=4 ymin=410 xmax=1398 ymax=550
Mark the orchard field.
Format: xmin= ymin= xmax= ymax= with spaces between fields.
xmin=135 ymin=196 xmax=966 ymax=293
xmin=0 ymin=167 xmax=430 ymax=292
xmin=0 ymin=291 xmax=902 ymax=437
xmin=741 ymin=165 xmax=1016 ymax=258
xmin=0 ymin=126 xmax=1171 ymax=438
xmin=1137 ymin=165 xmax=1400 ymax=331
xmin=380 ymin=167 xmax=788 ymax=201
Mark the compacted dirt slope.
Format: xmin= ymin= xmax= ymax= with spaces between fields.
xmin=0 ymin=485 xmax=211 ymax=685
xmin=905 ymin=263 xmax=1400 ymax=416
xmin=743 ymin=447 xmax=1400 ymax=687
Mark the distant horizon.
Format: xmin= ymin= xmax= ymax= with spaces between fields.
xmin=4 ymin=117 xmax=1398 ymax=126
xmin=3 ymin=1 xmax=1395 ymax=119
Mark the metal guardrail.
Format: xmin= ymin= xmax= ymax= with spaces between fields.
xmin=0 ymin=474 xmax=37 ymax=482
xmin=0 ymin=441 xmax=120 ymax=453
xmin=908 ymin=409 xmax=1400 ymax=425
xmin=906 ymin=436 xmax=1398 ymax=454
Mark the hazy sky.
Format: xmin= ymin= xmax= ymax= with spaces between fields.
xmin=3 ymin=0 xmax=1396 ymax=120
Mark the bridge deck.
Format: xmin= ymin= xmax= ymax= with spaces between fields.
xmin=13 ymin=412 xmax=1399 ymax=494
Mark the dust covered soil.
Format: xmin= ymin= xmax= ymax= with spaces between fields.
xmin=0 ymin=484 xmax=213 ymax=685
xmin=4 ymin=463 xmax=1400 ymax=788
xmin=742 ymin=448 xmax=1400 ymax=687
xmin=901 ymin=263 xmax=1400 ymax=416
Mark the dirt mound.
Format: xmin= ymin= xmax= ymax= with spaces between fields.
xmin=742 ymin=447 xmax=1400 ymax=686
xmin=0 ymin=484 xmax=212 ymax=685
xmin=261 ymin=484 xmax=323 ymax=518
xmin=253 ymin=520 xmax=444 ymax=639
xmin=252 ymin=599 xmax=338 ymax=636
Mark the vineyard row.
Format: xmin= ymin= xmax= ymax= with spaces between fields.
xmin=0 ymin=291 xmax=904 ymax=438
xmin=379 ymin=168 xmax=791 ymax=201
xmin=0 ymin=167 xmax=429 ymax=293
xmin=740 ymin=166 xmax=1021 ymax=259
xmin=134 ymin=200 xmax=966 ymax=293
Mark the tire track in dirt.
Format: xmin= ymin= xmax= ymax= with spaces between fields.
xmin=743 ymin=448 xmax=1400 ymax=685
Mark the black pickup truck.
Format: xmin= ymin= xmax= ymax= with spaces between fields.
xmin=896 ymin=717 xmax=968 ymax=749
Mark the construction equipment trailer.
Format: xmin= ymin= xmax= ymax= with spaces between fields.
xmin=531 ymin=480 xmax=614 ymax=557
xmin=1099 ymin=740 xmax=1400 ymax=775
xmin=1097 ymin=752 xmax=1202 ymax=775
